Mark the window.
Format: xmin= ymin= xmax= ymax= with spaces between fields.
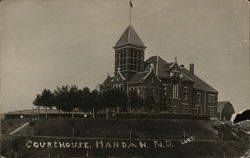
xmin=207 ymin=107 xmax=215 ymax=116
xmin=134 ymin=51 xmax=137 ymax=58
xmin=162 ymin=84 xmax=167 ymax=96
xmin=138 ymin=87 xmax=142 ymax=95
xmin=130 ymin=65 xmax=133 ymax=70
xmin=183 ymin=87 xmax=188 ymax=100
xmin=194 ymin=105 xmax=203 ymax=115
xmin=136 ymin=66 xmax=139 ymax=71
xmin=130 ymin=52 xmax=133 ymax=57
xmin=149 ymin=87 xmax=155 ymax=95
xmin=208 ymin=94 xmax=216 ymax=103
xmin=172 ymin=84 xmax=179 ymax=99
xmin=182 ymin=105 xmax=189 ymax=114
xmin=197 ymin=93 xmax=201 ymax=102
xmin=173 ymin=106 xmax=177 ymax=113
xmin=140 ymin=52 xmax=143 ymax=59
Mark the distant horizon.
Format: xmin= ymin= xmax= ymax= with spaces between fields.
xmin=1 ymin=0 xmax=249 ymax=113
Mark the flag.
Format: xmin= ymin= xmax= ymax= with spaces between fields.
xmin=129 ymin=0 xmax=133 ymax=8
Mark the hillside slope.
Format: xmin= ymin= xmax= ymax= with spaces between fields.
xmin=1 ymin=118 xmax=249 ymax=158
xmin=15 ymin=118 xmax=218 ymax=139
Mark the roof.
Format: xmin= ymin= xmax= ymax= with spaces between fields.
xmin=128 ymin=72 xmax=149 ymax=84
xmin=103 ymin=76 xmax=114 ymax=85
xmin=144 ymin=56 xmax=193 ymax=82
xmin=182 ymin=68 xmax=218 ymax=92
xmin=144 ymin=56 xmax=169 ymax=79
xmin=217 ymin=101 xmax=230 ymax=113
xmin=101 ymin=55 xmax=218 ymax=93
xmin=114 ymin=25 xmax=146 ymax=48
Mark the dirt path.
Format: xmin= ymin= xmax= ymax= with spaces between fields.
xmin=9 ymin=122 xmax=29 ymax=135
xmin=9 ymin=119 xmax=37 ymax=135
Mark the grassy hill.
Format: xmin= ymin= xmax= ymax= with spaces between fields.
xmin=15 ymin=118 xmax=218 ymax=139
xmin=1 ymin=118 xmax=249 ymax=158
xmin=1 ymin=118 xmax=29 ymax=135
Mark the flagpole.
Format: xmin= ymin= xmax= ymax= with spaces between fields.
xmin=129 ymin=1 xmax=131 ymax=26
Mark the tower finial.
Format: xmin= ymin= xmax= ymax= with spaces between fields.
xmin=174 ymin=56 xmax=177 ymax=63
xmin=150 ymin=63 xmax=154 ymax=71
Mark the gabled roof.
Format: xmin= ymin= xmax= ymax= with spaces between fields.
xmin=128 ymin=72 xmax=149 ymax=84
xmin=144 ymin=56 xmax=169 ymax=79
xmin=182 ymin=68 xmax=218 ymax=92
xmin=164 ymin=62 xmax=173 ymax=69
xmin=144 ymin=56 xmax=193 ymax=83
xmin=103 ymin=76 xmax=114 ymax=85
xmin=217 ymin=101 xmax=230 ymax=113
xmin=114 ymin=25 xmax=146 ymax=48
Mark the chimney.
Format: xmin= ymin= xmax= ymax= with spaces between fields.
xmin=180 ymin=65 xmax=184 ymax=69
xmin=189 ymin=63 xmax=194 ymax=74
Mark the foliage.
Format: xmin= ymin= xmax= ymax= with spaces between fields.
xmin=128 ymin=90 xmax=142 ymax=111
xmin=33 ymin=85 xmax=150 ymax=113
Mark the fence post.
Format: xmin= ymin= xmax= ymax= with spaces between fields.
xmin=106 ymin=109 xmax=109 ymax=118
xmin=221 ymin=132 xmax=223 ymax=141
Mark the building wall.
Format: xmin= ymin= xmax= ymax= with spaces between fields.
xmin=115 ymin=47 xmax=145 ymax=80
xmin=218 ymin=102 xmax=235 ymax=120
xmin=101 ymin=68 xmax=218 ymax=116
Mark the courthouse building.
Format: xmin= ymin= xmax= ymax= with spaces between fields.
xmin=100 ymin=25 xmax=218 ymax=116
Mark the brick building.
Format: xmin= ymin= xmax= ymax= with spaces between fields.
xmin=100 ymin=25 xmax=218 ymax=116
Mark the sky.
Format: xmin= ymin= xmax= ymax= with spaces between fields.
xmin=0 ymin=0 xmax=249 ymax=113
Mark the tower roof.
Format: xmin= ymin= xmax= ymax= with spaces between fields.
xmin=114 ymin=25 xmax=146 ymax=49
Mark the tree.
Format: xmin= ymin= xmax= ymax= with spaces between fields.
xmin=33 ymin=94 xmax=43 ymax=118
xmin=99 ymin=90 xmax=115 ymax=118
xmin=40 ymin=89 xmax=54 ymax=118
xmin=68 ymin=85 xmax=82 ymax=118
xmin=54 ymin=85 xmax=74 ymax=112
xmin=117 ymin=91 xmax=128 ymax=112
xmin=129 ymin=90 xmax=141 ymax=111
xmin=79 ymin=87 xmax=92 ymax=112
xmin=144 ymin=93 xmax=155 ymax=112
xmin=89 ymin=90 xmax=100 ymax=118
xmin=33 ymin=94 xmax=42 ymax=107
